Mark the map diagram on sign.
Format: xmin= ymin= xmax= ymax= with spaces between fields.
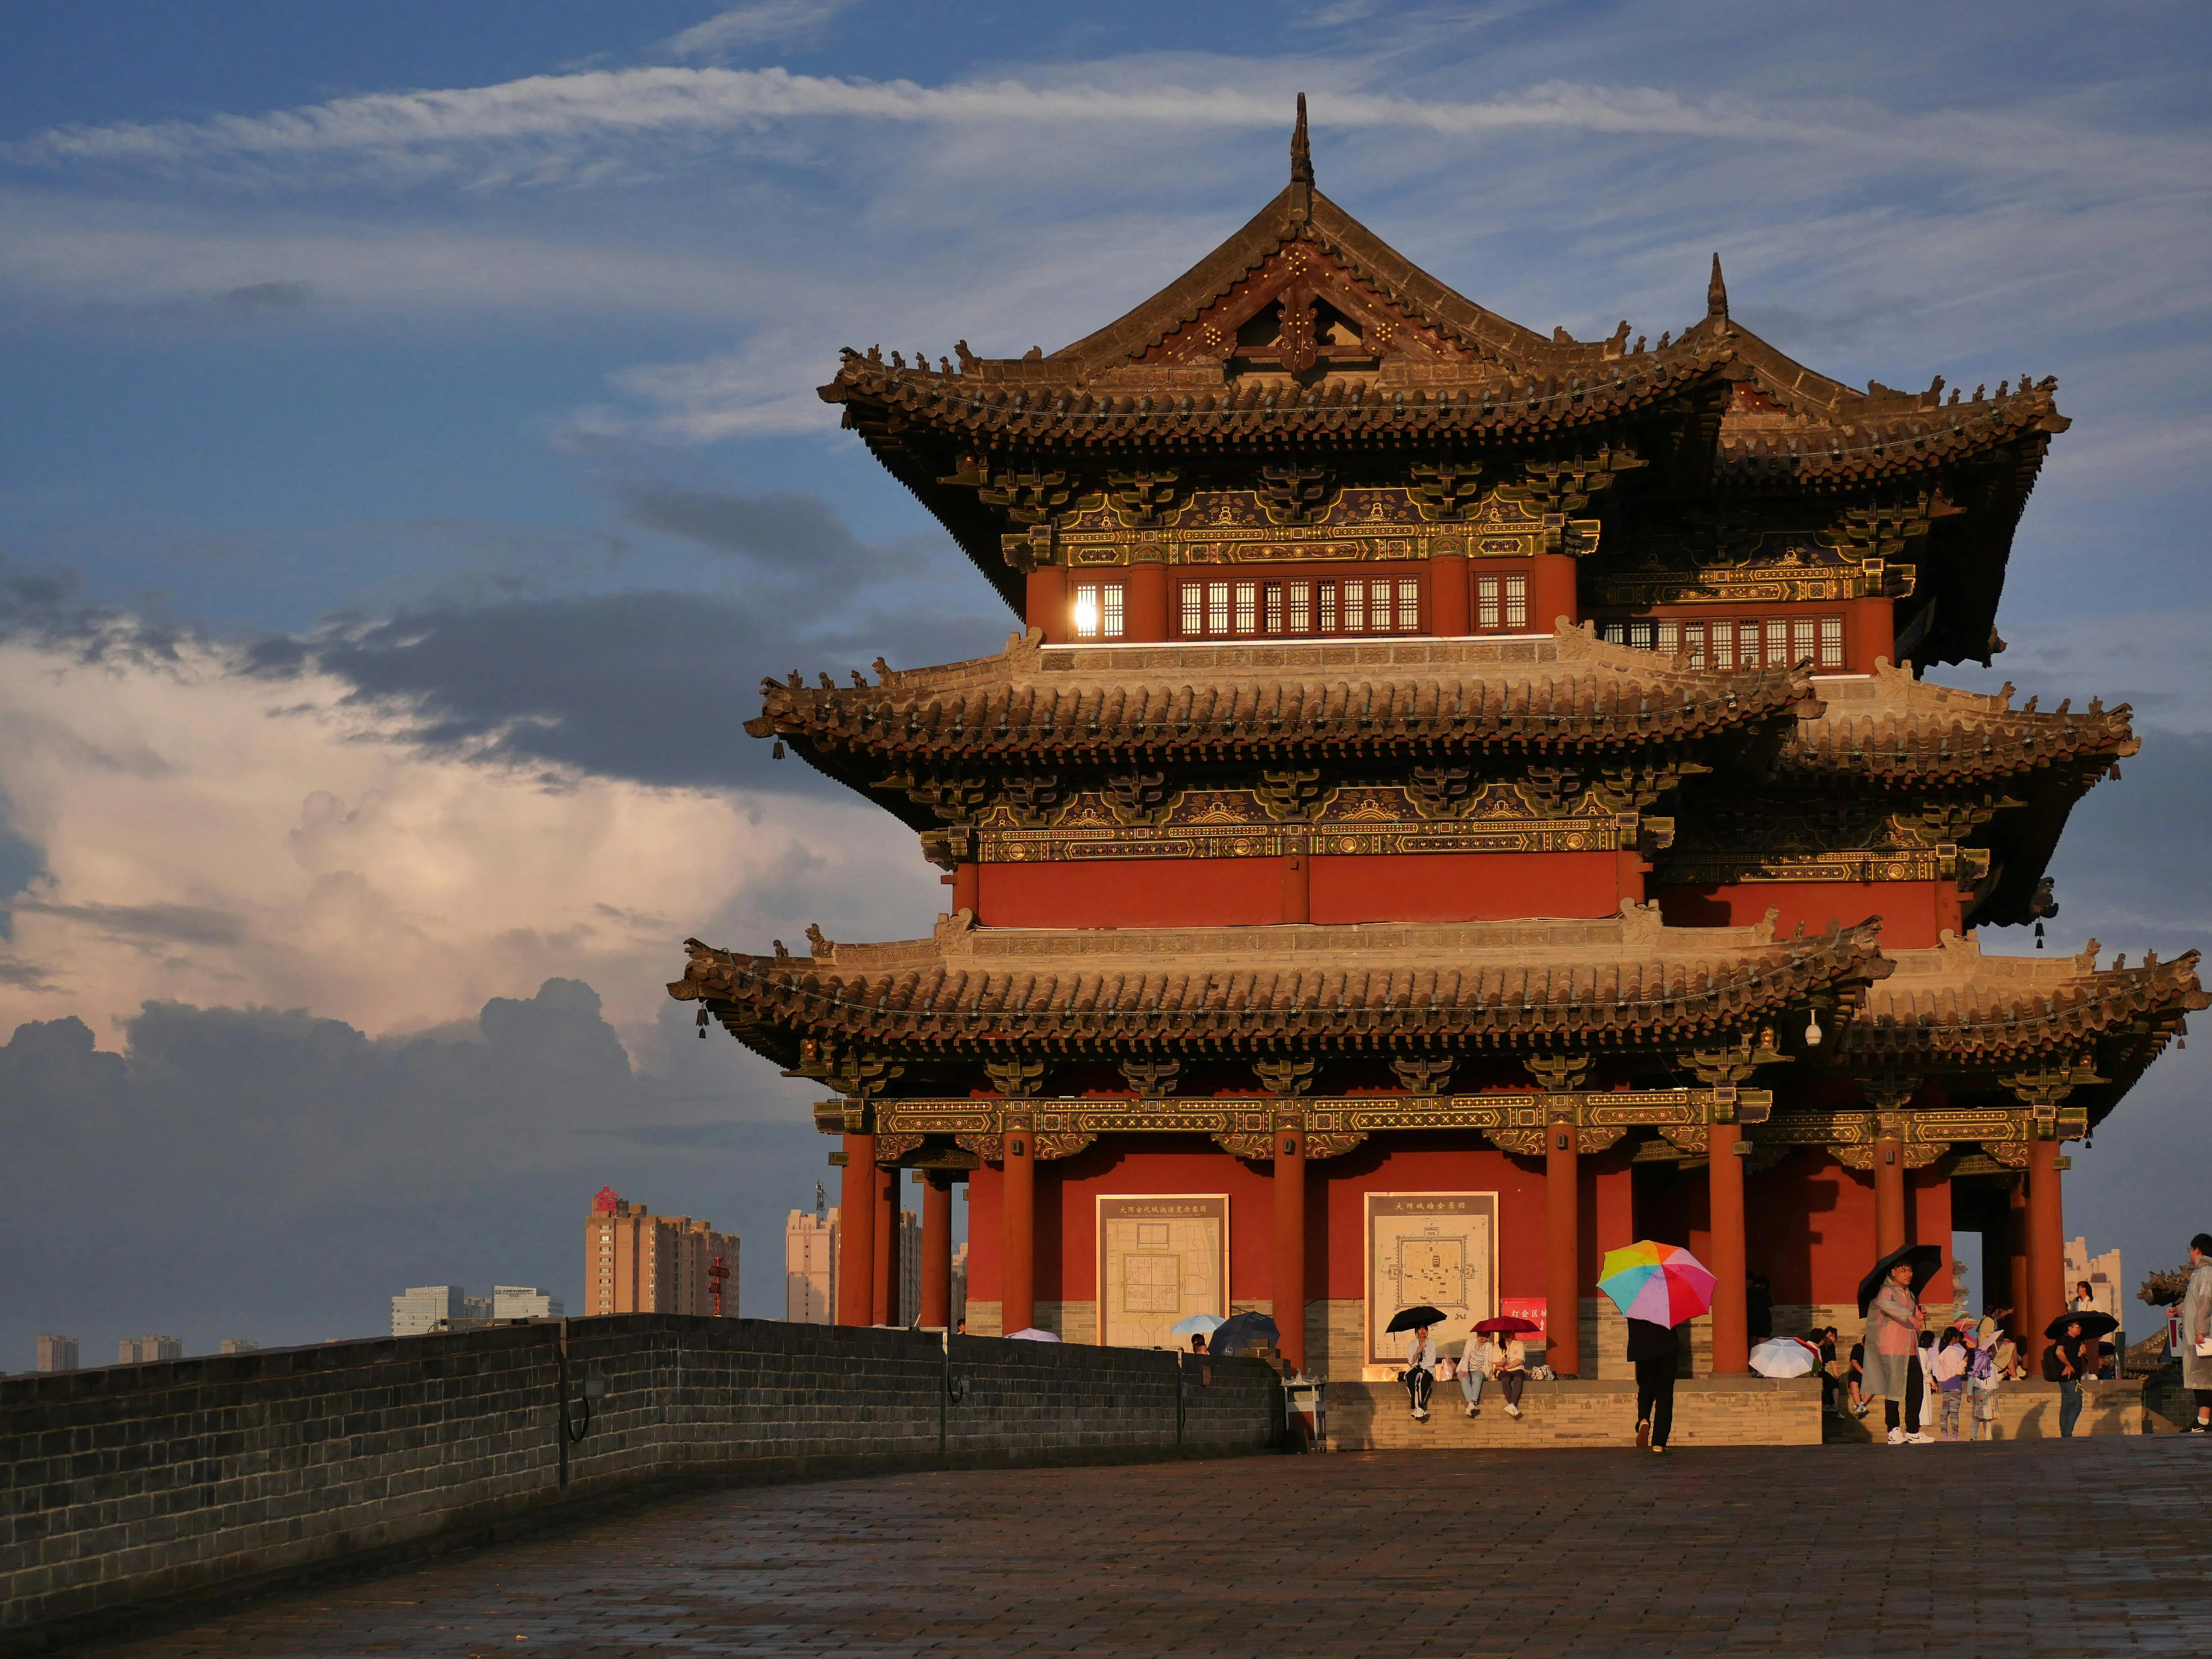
xmin=1097 ymin=1196 xmax=1228 ymax=1349
xmin=1365 ymin=1192 xmax=1497 ymax=1368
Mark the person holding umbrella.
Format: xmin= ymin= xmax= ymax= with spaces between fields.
xmin=1599 ymin=1241 xmax=1717 ymax=1453
xmin=1859 ymin=1243 xmax=1941 ymax=1445
xmin=1469 ymin=1317 xmax=1534 ymax=1418
xmin=1386 ymin=1306 xmax=1445 ymax=1422
xmin=2043 ymin=1309 xmax=2117 ymax=1437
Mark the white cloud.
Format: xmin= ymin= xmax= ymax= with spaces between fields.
xmin=0 ymin=639 xmax=942 ymax=1052
xmin=662 ymin=0 xmax=857 ymax=58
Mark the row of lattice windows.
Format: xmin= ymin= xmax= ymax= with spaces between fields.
xmin=1601 ymin=614 xmax=1845 ymax=670
xmin=1178 ymin=576 xmax=1422 ymax=639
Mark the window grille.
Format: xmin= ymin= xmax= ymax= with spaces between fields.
xmin=1344 ymin=581 xmax=1366 ymax=633
xmin=1071 ymin=582 xmax=1124 ymax=640
xmin=1234 ymin=580 xmax=1257 ymax=634
xmin=1263 ymin=581 xmax=1285 ymax=634
xmin=1396 ymin=578 xmax=1420 ymax=632
xmin=1289 ymin=582 xmax=1312 ymax=632
xmin=1180 ymin=583 xmax=1204 ymax=636
xmin=1600 ymin=613 xmax=1851 ymax=672
xmin=1206 ymin=581 xmax=1230 ymax=635
xmin=1318 ymin=581 xmax=1338 ymax=633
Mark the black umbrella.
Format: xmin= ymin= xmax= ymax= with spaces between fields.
xmin=2046 ymin=1310 xmax=2119 ymax=1342
xmin=1385 ymin=1305 xmax=1448 ymax=1333
xmin=1856 ymin=1243 xmax=1944 ymax=1316
xmin=1209 ymin=1311 xmax=1281 ymax=1357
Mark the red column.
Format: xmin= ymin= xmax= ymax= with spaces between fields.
xmin=1708 ymin=1123 xmax=1748 ymax=1374
xmin=1430 ymin=553 xmax=1469 ymax=635
xmin=1025 ymin=567 xmax=1068 ymax=641
xmin=1874 ymin=1135 xmax=1907 ymax=1258
xmin=1545 ymin=1118 xmax=1580 ymax=1377
xmin=2007 ymin=1177 xmax=2030 ymax=1336
xmin=920 ymin=1173 xmax=954 ymax=1329
xmin=952 ymin=863 xmax=979 ymax=918
xmin=836 ymin=1133 xmax=876 ymax=1327
xmin=1127 ymin=562 xmax=1169 ymax=642
xmin=1272 ymin=1123 xmax=1307 ymax=1371
xmin=1852 ymin=594 xmax=1896 ymax=669
xmin=1530 ymin=553 xmax=1579 ymax=631
xmin=2026 ymin=1139 xmax=2064 ymax=1363
xmin=1001 ymin=1120 xmax=1036 ymax=1336
xmin=871 ymin=1163 xmax=897 ymax=1325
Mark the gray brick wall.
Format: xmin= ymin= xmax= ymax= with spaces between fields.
xmin=0 ymin=1318 xmax=1281 ymax=1647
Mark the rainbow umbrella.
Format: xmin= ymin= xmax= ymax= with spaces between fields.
xmin=1598 ymin=1241 xmax=1718 ymax=1326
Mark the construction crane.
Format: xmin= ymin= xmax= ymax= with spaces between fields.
xmin=707 ymin=1253 xmax=731 ymax=1318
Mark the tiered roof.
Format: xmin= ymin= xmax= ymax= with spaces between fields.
xmin=753 ymin=625 xmax=1811 ymax=812
xmin=822 ymin=100 xmax=2067 ymax=664
xmin=1842 ymin=933 xmax=2205 ymax=1117
xmin=673 ymin=904 xmax=1890 ymax=1068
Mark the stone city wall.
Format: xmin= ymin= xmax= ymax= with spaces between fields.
xmin=0 ymin=1316 xmax=1281 ymax=1653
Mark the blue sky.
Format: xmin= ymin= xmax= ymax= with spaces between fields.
xmin=1 ymin=0 xmax=2208 ymax=1362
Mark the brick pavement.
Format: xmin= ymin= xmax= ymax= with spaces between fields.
xmin=79 ymin=1440 xmax=2212 ymax=1657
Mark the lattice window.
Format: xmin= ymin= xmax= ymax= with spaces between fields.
xmin=1206 ymin=581 xmax=1230 ymax=635
xmin=1263 ymin=581 xmax=1285 ymax=634
xmin=1233 ymin=579 xmax=1257 ymax=634
xmin=1071 ymin=582 xmax=1124 ymax=640
xmin=1603 ymin=614 xmax=1848 ymax=670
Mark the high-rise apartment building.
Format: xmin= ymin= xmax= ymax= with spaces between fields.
xmin=584 ymin=1187 xmax=738 ymax=1317
xmin=35 ymin=1334 xmax=78 ymax=1373
xmin=786 ymin=1202 xmax=839 ymax=1323
xmin=391 ymin=1285 xmax=463 ymax=1336
xmin=219 ymin=1338 xmax=259 ymax=1354
xmin=118 ymin=1335 xmax=182 ymax=1364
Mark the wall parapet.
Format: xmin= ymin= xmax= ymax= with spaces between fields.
xmin=0 ymin=1316 xmax=1281 ymax=1654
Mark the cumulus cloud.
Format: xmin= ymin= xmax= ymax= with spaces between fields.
xmin=0 ymin=635 xmax=951 ymax=1051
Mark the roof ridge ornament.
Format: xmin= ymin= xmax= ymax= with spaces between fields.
xmin=1289 ymin=92 xmax=1314 ymax=222
xmin=1707 ymin=253 xmax=1729 ymax=322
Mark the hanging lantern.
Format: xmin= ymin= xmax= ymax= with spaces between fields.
xmin=1805 ymin=1008 xmax=1823 ymax=1046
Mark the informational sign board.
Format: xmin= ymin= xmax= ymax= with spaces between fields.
xmin=1364 ymin=1191 xmax=1498 ymax=1368
xmin=1095 ymin=1194 xmax=1229 ymax=1349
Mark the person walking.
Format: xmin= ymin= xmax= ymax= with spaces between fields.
xmin=2183 ymin=1232 xmax=2212 ymax=1434
xmin=1864 ymin=1258 xmax=1931 ymax=1445
xmin=1402 ymin=1323 xmax=1438 ymax=1422
xmin=2046 ymin=1316 xmax=2096 ymax=1437
xmin=1931 ymin=1327 xmax=1969 ymax=1442
xmin=1627 ymin=1317 xmax=1681 ymax=1453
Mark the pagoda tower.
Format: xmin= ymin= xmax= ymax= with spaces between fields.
xmin=672 ymin=101 xmax=2204 ymax=1380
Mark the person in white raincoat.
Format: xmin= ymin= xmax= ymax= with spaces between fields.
xmin=2182 ymin=1232 xmax=2212 ymax=1434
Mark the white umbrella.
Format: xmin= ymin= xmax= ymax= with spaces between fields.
xmin=1749 ymin=1337 xmax=1817 ymax=1378
xmin=1170 ymin=1314 xmax=1227 ymax=1337
xmin=1006 ymin=1327 xmax=1062 ymax=1342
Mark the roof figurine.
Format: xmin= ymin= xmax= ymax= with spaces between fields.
xmin=1707 ymin=252 xmax=1729 ymax=321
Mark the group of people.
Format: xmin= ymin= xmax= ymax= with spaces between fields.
xmin=1396 ymin=1316 xmax=1680 ymax=1449
xmin=1398 ymin=1325 xmax=1529 ymax=1423
xmin=1388 ymin=1231 xmax=2212 ymax=1447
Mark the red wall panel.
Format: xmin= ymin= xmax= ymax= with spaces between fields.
xmin=978 ymin=859 xmax=1284 ymax=928
xmin=1655 ymin=880 xmax=1956 ymax=949
xmin=1308 ymin=850 xmax=1624 ymax=923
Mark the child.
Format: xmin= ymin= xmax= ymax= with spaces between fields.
xmin=1932 ymin=1327 xmax=1969 ymax=1441
xmin=1966 ymin=1327 xmax=2001 ymax=1441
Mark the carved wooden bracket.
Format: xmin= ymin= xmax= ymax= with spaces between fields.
xmin=1525 ymin=1054 xmax=1592 ymax=1092
xmin=1578 ymin=1126 xmax=1630 ymax=1154
xmin=955 ymin=1132 xmax=1002 ymax=1163
xmin=1488 ymin=1128 xmax=1548 ymax=1157
xmin=1033 ymin=1132 xmax=1097 ymax=1161
xmin=984 ymin=1059 xmax=1048 ymax=1098
xmin=1254 ymin=1057 xmax=1316 ymax=1097
xmin=873 ymin=1132 xmax=926 ymax=1164
xmin=1985 ymin=1141 xmax=2031 ymax=1169
xmin=1678 ymin=1035 xmax=1787 ymax=1089
xmin=1860 ymin=1074 xmax=1922 ymax=1113
xmin=1119 ymin=1058 xmax=1181 ymax=1099
xmin=1390 ymin=1055 xmax=1456 ymax=1097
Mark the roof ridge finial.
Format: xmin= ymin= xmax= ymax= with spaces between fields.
xmin=1707 ymin=252 xmax=1729 ymax=321
xmin=1291 ymin=92 xmax=1313 ymax=187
